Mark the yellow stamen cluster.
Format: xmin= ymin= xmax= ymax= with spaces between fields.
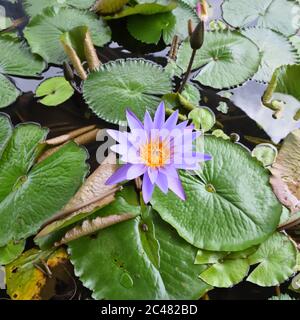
xmin=140 ymin=139 xmax=170 ymax=168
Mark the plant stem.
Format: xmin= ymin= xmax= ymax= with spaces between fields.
xmin=178 ymin=49 xmax=197 ymax=93
xmin=166 ymin=107 xmax=187 ymax=121
xmin=275 ymin=285 xmax=281 ymax=297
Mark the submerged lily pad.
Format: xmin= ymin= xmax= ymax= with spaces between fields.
xmin=69 ymin=209 xmax=211 ymax=300
xmin=222 ymin=0 xmax=300 ymax=37
xmin=176 ymin=31 xmax=260 ymax=89
xmin=247 ymin=232 xmax=297 ymax=286
xmin=24 ymin=7 xmax=111 ymax=65
xmin=151 ymin=136 xmax=282 ymax=251
xmin=83 ymin=59 xmax=172 ymax=124
xmin=0 ymin=115 xmax=88 ymax=247
xmin=23 ymin=0 xmax=95 ymax=17
xmin=241 ymin=28 xmax=299 ymax=82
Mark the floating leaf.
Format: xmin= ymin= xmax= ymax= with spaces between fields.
xmin=0 ymin=114 xmax=88 ymax=247
xmin=0 ymin=35 xmax=45 ymax=108
xmin=24 ymin=7 xmax=111 ymax=65
xmin=252 ymin=143 xmax=278 ymax=167
xmin=212 ymin=129 xmax=230 ymax=140
xmin=188 ymin=107 xmax=215 ymax=132
xmin=83 ymin=59 xmax=172 ymax=124
xmin=23 ymin=0 xmax=96 ymax=17
xmin=176 ymin=31 xmax=260 ymax=89
xmin=151 ymin=136 xmax=282 ymax=251
xmin=0 ymin=74 xmax=20 ymax=109
xmin=69 ymin=211 xmax=211 ymax=299
xmin=181 ymin=83 xmax=201 ymax=106
xmin=199 ymin=258 xmax=250 ymax=288
xmin=269 ymin=293 xmax=296 ymax=300
xmin=35 ymin=77 xmax=74 ymax=106
xmin=0 ymin=240 xmax=25 ymax=265
xmin=270 ymin=129 xmax=300 ymax=213
xmin=0 ymin=113 xmax=12 ymax=155
xmin=217 ymin=101 xmax=229 ymax=114
xmin=222 ymin=0 xmax=300 ymax=36
xmin=103 ymin=2 xmax=176 ymax=19
xmin=5 ymin=248 xmax=69 ymax=300
xmin=247 ymin=232 xmax=297 ymax=286
xmin=127 ymin=12 xmax=176 ymax=45
xmin=241 ymin=28 xmax=299 ymax=82
xmin=290 ymin=35 xmax=300 ymax=55
xmin=35 ymin=153 xmax=118 ymax=247
xmin=93 ymin=0 xmax=129 ymax=14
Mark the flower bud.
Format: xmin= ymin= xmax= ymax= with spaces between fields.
xmin=190 ymin=20 xmax=205 ymax=50
xmin=63 ymin=61 xmax=74 ymax=81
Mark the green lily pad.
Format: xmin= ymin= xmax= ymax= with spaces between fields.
xmin=127 ymin=12 xmax=176 ymax=45
xmin=35 ymin=77 xmax=74 ymax=106
xmin=69 ymin=210 xmax=211 ymax=299
xmin=103 ymin=2 xmax=176 ymax=19
xmin=290 ymin=35 xmax=300 ymax=55
xmin=188 ymin=107 xmax=216 ymax=132
xmin=181 ymin=83 xmax=201 ymax=106
xmin=23 ymin=0 xmax=95 ymax=17
xmin=83 ymin=59 xmax=172 ymax=125
xmin=222 ymin=0 xmax=300 ymax=37
xmin=199 ymin=258 xmax=250 ymax=288
xmin=0 ymin=114 xmax=88 ymax=247
xmin=0 ymin=113 xmax=12 ymax=155
xmin=0 ymin=240 xmax=25 ymax=265
xmin=251 ymin=143 xmax=278 ymax=167
xmin=241 ymin=28 xmax=299 ymax=82
xmin=0 ymin=35 xmax=45 ymax=108
xmin=24 ymin=7 xmax=111 ymax=65
xmin=247 ymin=232 xmax=297 ymax=286
xmin=0 ymin=74 xmax=20 ymax=109
xmin=176 ymin=31 xmax=260 ymax=89
xmin=93 ymin=0 xmax=129 ymax=14
xmin=151 ymin=136 xmax=282 ymax=251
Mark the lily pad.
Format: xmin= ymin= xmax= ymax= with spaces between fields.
xmin=222 ymin=0 xmax=300 ymax=37
xmin=93 ymin=0 xmax=129 ymax=15
xmin=23 ymin=0 xmax=96 ymax=17
xmin=127 ymin=12 xmax=176 ymax=45
xmin=24 ymin=7 xmax=111 ymax=65
xmin=151 ymin=136 xmax=282 ymax=251
xmin=241 ymin=28 xmax=299 ymax=82
xmin=188 ymin=107 xmax=216 ymax=132
xmin=0 ymin=240 xmax=25 ymax=265
xmin=83 ymin=59 xmax=172 ymax=124
xmin=69 ymin=210 xmax=211 ymax=299
xmin=0 ymin=74 xmax=20 ymax=109
xmin=252 ymin=143 xmax=278 ymax=167
xmin=0 ymin=114 xmax=88 ymax=247
xmin=35 ymin=77 xmax=74 ymax=106
xmin=0 ymin=35 xmax=45 ymax=108
xmin=247 ymin=232 xmax=297 ymax=286
xmin=103 ymin=2 xmax=176 ymax=19
xmin=176 ymin=31 xmax=260 ymax=89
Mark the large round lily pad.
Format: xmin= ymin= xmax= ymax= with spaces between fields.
xmin=83 ymin=59 xmax=172 ymax=124
xmin=176 ymin=31 xmax=261 ymax=89
xmin=24 ymin=7 xmax=111 ymax=65
xmin=151 ymin=136 xmax=282 ymax=251
xmin=241 ymin=28 xmax=299 ymax=82
xmin=222 ymin=0 xmax=300 ymax=37
xmin=0 ymin=115 xmax=89 ymax=247
xmin=69 ymin=209 xmax=211 ymax=300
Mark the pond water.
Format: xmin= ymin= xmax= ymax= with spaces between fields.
xmin=0 ymin=0 xmax=298 ymax=300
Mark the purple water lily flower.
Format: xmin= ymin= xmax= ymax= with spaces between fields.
xmin=106 ymin=102 xmax=212 ymax=203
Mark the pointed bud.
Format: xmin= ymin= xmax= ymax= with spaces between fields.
xmin=190 ymin=20 xmax=205 ymax=50
xmin=63 ymin=61 xmax=74 ymax=81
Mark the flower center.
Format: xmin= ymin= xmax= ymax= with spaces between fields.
xmin=140 ymin=139 xmax=170 ymax=168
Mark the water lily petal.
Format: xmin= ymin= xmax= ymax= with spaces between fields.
xmin=167 ymin=175 xmax=186 ymax=200
xmin=153 ymin=101 xmax=165 ymax=129
xmin=148 ymin=167 xmax=158 ymax=184
xmin=127 ymin=164 xmax=147 ymax=179
xmin=163 ymin=109 xmax=179 ymax=130
xmin=105 ymin=163 xmax=132 ymax=185
xmin=155 ymin=172 xmax=169 ymax=193
xmin=142 ymin=171 xmax=155 ymax=203
xmin=126 ymin=109 xmax=144 ymax=130
xmin=144 ymin=110 xmax=153 ymax=133
xmin=107 ymin=129 xmax=129 ymax=145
